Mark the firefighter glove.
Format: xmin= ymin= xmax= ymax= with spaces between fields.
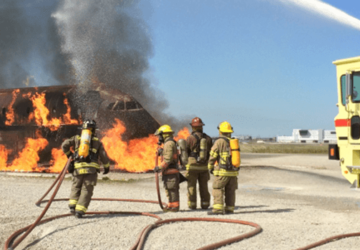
xmin=103 ymin=167 xmax=110 ymax=175
xmin=68 ymin=161 xmax=75 ymax=174
xmin=154 ymin=166 xmax=161 ymax=173
xmin=210 ymin=169 xmax=214 ymax=175
xmin=157 ymin=148 xmax=163 ymax=156
xmin=67 ymin=153 xmax=73 ymax=159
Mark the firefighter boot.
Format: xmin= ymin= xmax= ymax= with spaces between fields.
xmin=70 ymin=207 xmax=75 ymax=215
xmin=188 ymin=201 xmax=197 ymax=210
xmin=163 ymin=206 xmax=179 ymax=212
xmin=75 ymin=211 xmax=84 ymax=218
xmin=163 ymin=201 xmax=180 ymax=212
xmin=225 ymin=206 xmax=235 ymax=214
xmin=207 ymin=210 xmax=224 ymax=215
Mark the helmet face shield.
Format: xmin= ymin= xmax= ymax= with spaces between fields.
xmin=155 ymin=124 xmax=173 ymax=145
xmin=157 ymin=134 xmax=164 ymax=145
xmin=154 ymin=129 xmax=163 ymax=136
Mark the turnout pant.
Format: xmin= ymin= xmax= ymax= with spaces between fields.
xmin=186 ymin=169 xmax=210 ymax=209
xmin=163 ymin=173 xmax=180 ymax=208
xmin=212 ymin=176 xmax=238 ymax=212
xmin=69 ymin=173 xmax=97 ymax=214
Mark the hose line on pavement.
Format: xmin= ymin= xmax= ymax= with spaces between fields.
xmin=294 ymin=232 xmax=360 ymax=250
xmin=154 ymin=148 xmax=164 ymax=210
xmin=4 ymin=202 xmax=263 ymax=250
xmin=7 ymin=158 xmax=359 ymax=250
xmin=4 ymin=159 xmax=263 ymax=250
xmin=7 ymin=158 xmax=71 ymax=250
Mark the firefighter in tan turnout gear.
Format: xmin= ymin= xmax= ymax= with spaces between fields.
xmin=154 ymin=124 xmax=181 ymax=212
xmin=208 ymin=121 xmax=241 ymax=215
xmin=62 ymin=119 xmax=110 ymax=218
xmin=185 ymin=117 xmax=213 ymax=210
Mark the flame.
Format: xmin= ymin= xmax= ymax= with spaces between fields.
xmin=5 ymin=89 xmax=20 ymax=126
xmin=174 ymin=127 xmax=190 ymax=141
xmin=1 ymin=90 xmax=80 ymax=172
xmin=0 ymin=139 xmax=67 ymax=173
xmin=29 ymin=92 xmax=62 ymax=131
xmin=1 ymin=137 xmax=48 ymax=172
xmin=0 ymin=145 xmax=9 ymax=168
xmin=101 ymin=119 xmax=190 ymax=172
xmin=49 ymin=148 xmax=68 ymax=172
xmin=23 ymin=92 xmax=80 ymax=131
xmin=63 ymin=96 xmax=81 ymax=124
xmin=1 ymin=113 xmax=189 ymax=173
xmin=101 ymin=119 xmax=156 ymax=172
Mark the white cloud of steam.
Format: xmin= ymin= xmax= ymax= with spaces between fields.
xmin=52 ymin=1 xmax=111 ymax=85
xmin=51 ymin=0 xmax=190 ymax=129
xmin=277 ymin=0 xmax=360 ymax=30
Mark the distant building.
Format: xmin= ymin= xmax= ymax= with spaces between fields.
xmin=323 ymin=130 xmax=337 ymax=143
xmin=235 ymin=135 xmax=252 ymax=141
xmin=277 ymin=129 xmax=336 ymax=143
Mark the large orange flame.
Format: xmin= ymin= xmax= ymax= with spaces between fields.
xmin=0 ymin=143 xmax=67 ymax=173
xmin=101 ymin=119 xmax=190 ymax=172
xmin=0 ymin=145 xmax=9 ymax=168
xmin=0 ymin=90 xmax=81 ymax=172
xmin=174 ymin=127 xmax=190 ymax=141
xmin=1 ymin=137 xmax=48 ymax=172
xmin=1 ymin=115 xmax=190 ymax=173
xmin=5 ymin=89 xmax=20 ymax=126
xmin=23 ymin=92 xmax=80 ymax=131
xmin=49 ymin=148 xmax=67 ymax=172
xmin=29 ymin=92 xmax=62 ymax=131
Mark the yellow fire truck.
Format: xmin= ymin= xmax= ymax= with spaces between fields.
xmin=330 ymin=56 xmax=360 ymax=188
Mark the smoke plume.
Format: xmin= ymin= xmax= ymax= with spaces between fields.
xmin=0 ymin=0 xmax=188 ymax=131
xmin=277 ymin=0 xmax=360 ymax=30
xmin=0 ymin=1 xmax=71 ymax=88
xmin=52 ymin=0 xmax=188 ymax=130
xmin=0 ymin=1 xmax=37 ymax=88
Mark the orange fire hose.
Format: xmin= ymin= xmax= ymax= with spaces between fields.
xmin=155 ymin=147 xmax=164 ymax=210
xmin=294 ymin=232 xmax=360 ymax=250
xmin=4 ymin=157 xmax=263 ymax=250
xmin=35 ymin=163 xmax=66 ymax=206
xmin=6 ymin=158 xmax=358 ymax=250
xmin=4 ymin=211 xmax=162 ymax=250
xmin=5 ymin=199 xmax=262 ymax=250
xmin=135 ymin=217 xmax=262 ymax=250
xmin=6 ymin=157 xmax=71 ymax=250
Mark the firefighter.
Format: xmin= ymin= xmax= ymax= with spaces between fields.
xmin=185 ymin=117 xmax=213 ymax=210
xmin=62 ymin=119 xmax=110 ymax=218
xmin=207 ymin=121 xmax=240 ymax=215
xmin=154 ymin=124 xmax=180 ymax=212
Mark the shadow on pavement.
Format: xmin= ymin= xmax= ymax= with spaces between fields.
xmin=235 ymin=208 xmax=295 ymax=214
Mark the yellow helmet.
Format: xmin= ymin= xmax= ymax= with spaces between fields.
xmin=155 ymin=124 xmax=174 ymax=135
xmin=218 ymin=121 xmax=233 ymax=133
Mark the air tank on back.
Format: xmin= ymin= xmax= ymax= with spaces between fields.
xmin=198 ymin=137 xmax=207 ymax=162
xmin=177 ymin=139 xmax=188 ymax=166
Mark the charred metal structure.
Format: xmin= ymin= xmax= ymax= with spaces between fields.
xmin=0 ymin=84 xmax=160 ymax=164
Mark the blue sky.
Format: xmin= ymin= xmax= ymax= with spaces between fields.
xmin=140 ymin=0 xmax=360 ymax=137
xmin=1 ymin=0 xmax=359 ymax=138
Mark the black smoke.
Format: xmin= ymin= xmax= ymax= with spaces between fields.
xmin=0 ymin=0 xmax=71 ymax=88
xmin=0 ymin=0 xmax=188 ymax=131
xmin=0 ymin=1 xmax=37 ymax=88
